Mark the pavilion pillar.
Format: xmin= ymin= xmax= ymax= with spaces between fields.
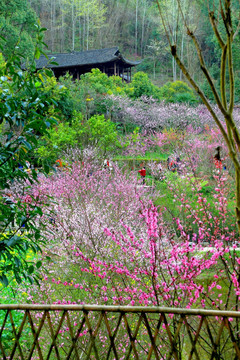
xmin=114 ymin=62 xmax=117 ymax=76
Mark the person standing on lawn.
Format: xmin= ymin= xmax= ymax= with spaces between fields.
xmin=138 ymin=166 xmax=146 ymax=185
xmin=214 ymin=146 xmax=223 ymax=171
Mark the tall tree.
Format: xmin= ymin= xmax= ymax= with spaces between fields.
xmin=146 ymin=38 xmax=161 ymax=79
xmin=135 ymin=0 xmax=139 ymax=54
xmin=0 ymin=0 xmax=39 ymax=59
xmin=0 ymin=26 xmax=64 ymax=285
xmin=60 ymin=0 xmax=106 ymax=51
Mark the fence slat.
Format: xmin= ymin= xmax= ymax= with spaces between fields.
xmin=0 ymin=305 xmax=240 ymax=360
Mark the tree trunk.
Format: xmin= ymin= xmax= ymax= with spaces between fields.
xmin=72 ymin=1 xmax=75 ymax=51
xmin=86 ymin=3 xmax=89 ymax=51
xmin=172 ymin=0 xmax=177 ymax=81
xmin=135 ymin=0 xmax=139 ymax=55
xmin=180 ymin=31 xmax=184 ymax=81
xmin=83 ymin=14 xmax=86 ymax=50
xmin=60 ymin=0 xmax=65 ymax=52
xmin=50 ymin=0 xmax=56 ymax=52
xmin=141 ymin=0 xmax=147 ymax=58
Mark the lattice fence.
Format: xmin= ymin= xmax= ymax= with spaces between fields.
xmin=0 ymin=305 xmax=240 ymax=359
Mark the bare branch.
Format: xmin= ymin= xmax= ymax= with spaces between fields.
xmin=176 ymin=0 xmax=228 ymax=115
xmin=233 ymin=19 xmax=240 ymax=40
xmin=227 ymin=35 xmax=234 ymax=113
xmin=209 ymin=11 xmax=225 ymax=48
xmin=220 ymin=0 xmax=232 ymax=36
xmin=220 ymin=45 xmax=228 ymax=108
xmin=187 ymin=28 xmax=228 ymax=115
xmin=155 ymin=0 xmax=173 ymax=47
xmin=171 ymin=47 xmax=230 ymax=146
xmin=226 ymin=114 xmax=240 ymax=154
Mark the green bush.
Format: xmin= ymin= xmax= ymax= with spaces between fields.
xmin=159 ymin=80 xmax=198 ymax=103
xmin=36 ymin=113 xmax=121 ymax=162
xmin=0 ymin=25 xmax=63 ymax=285
xmin=57 ymin=69 xmax=125 ymax=121
xmin=80 ymin=68 xmax=125 ymax=95
xmin=83 ymin=114 xmax=120 ymax=155
xmin=36 ymin=122 xmax=79 ymax=163
xmin=36 ymin=111 xmax=85 ymax=163
xmin=126 ymin=71 xmax=161 ymax=99
xmin=136 ymin=58 xmax=153 ymax=73
xmin=58 ymin=73 xmax=88 ymax=118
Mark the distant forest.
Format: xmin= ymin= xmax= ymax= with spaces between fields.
xmin=1 ymin=0 xmax=240 ymax=87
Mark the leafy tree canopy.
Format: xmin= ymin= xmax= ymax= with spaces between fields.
xmin=0 ymin=0 xmax=39 ymax=60
xmin=0 ymin=26 xmax=64 ymax=286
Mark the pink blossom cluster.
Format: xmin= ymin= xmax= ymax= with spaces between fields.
xmin=120 ymin=130 xmax=155 ymax=156
xmin=109 ymin=94 xmax=240 ymax=131
xmin=22 ymin=160 xmax=239 ymax=315
xmin=12 ymin=155 xmax=238 ymax=360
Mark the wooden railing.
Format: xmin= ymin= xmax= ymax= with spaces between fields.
xmin=0 ymin=304 xmax=240 ymax=359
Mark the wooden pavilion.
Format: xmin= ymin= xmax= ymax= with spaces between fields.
xmin=35 ymin=47 xmax=140 ymax=82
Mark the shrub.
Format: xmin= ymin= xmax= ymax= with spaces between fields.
xmin=36 ymin=121 xmax=79 ymax=164
xmin=126 ymin=71 xmax=161 ymax=99
xmin=27 ymin=162 xmax=239 ymax=313
xmin=0 ymin=26 xmax=63 ymax=284
xmin=80 ymin=68 xmax=124 ymax=95
xmin=159 ymin=80 xmax=198 ymax=103
xmin=82 ymin=114 xmax=120 ymax=155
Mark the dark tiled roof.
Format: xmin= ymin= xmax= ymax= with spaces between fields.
xmin=35 ymin=47 xmax=140 ymax=69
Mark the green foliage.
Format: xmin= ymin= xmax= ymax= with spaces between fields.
xmin=126 ymin=71 xmax=161 ymax=99
xmin=0 ymin=283 xmax=32 ymax=352
xmin=58 ymin=69 xmax=124 ymax=120
xmin=201 ymin=72 xmax=240 ymax=104
xmin=0 ymin=25 xmax=63 ymax=285
xmin=0 ymin=307 xmax=31 ymax=353
xmin=83 ymin=114 xmax=120 ymax=155
xmin=159 ymin=81 xmax=198 ymax=104
xmin=49 ymin=122 xmax=78 ymax=149
xmin=57 ymin=69 xmax=131 ymax=123
xmin=234 ymin=77 xmax=240 ymax=104
xmin=36 ymin=117 xmax=82 ymax=163
xmin=36 ymin=113 xmax=119 ymax=161
xmin=58 ymin=73 xmax=87 ymax=117
xmin=0 ymin=0 xmax=39 ymax=60
xmin=57 ymin=93 xmax=75 ymax=121
xmin=80 ymin=69 xmax=125 ymax=115
xmin=80 ymin=68 xmax=124 ymax=95
xmin=136 ymin=58 xmax=154 ymax=73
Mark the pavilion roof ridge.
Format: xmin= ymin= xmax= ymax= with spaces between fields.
xmin=35 ymin=47 xmax=141 ymax=69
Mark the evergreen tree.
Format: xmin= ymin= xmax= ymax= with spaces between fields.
xmin=0 ymin=0 xmax=39 ymax=59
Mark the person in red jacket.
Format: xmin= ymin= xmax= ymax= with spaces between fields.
xmin=214 ymin=146 xmax=223 ymax=171
xmin=56 ymin=159 xmax=63 ymax=168
xmin=138 ymin=166 xmax=146 ymax=185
